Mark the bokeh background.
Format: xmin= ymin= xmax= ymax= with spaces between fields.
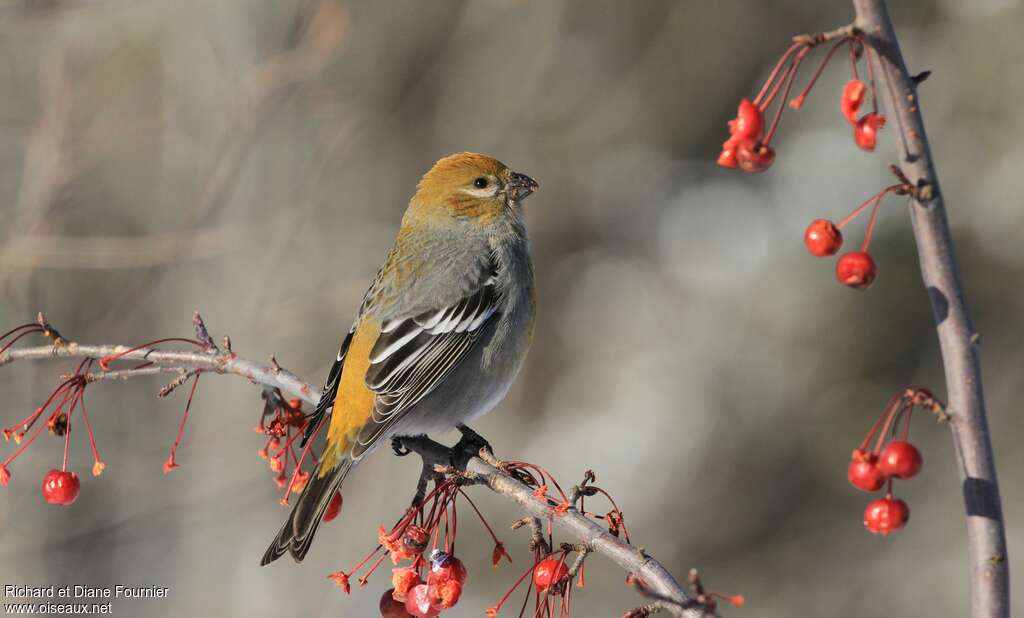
xmin=1 ymin=1 xmax=1022 ymax=616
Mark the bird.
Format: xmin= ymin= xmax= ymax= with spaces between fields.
xmin=261 ymin=152 xmax=539 ymax=565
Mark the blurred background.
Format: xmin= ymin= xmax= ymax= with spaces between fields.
xmin=1 ymin=0 xmax=1022 ymax=616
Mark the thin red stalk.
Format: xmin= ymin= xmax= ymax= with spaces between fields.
xmin=848 ymin=39 xmax=861 ymax=80
xmin=837 ymin=184 xmax=899 ymax=229
xmin=0 ymin=323 xmax=41 ymax=342
xmin=346 ymin=546 xmax=386 ymax=579
xmin=280 ymin=421 xmax=323 ymax=502
xmin=61 ymin=400 xmax=72 ymax=471
xmin=494 ymin=561 xmax=542 ymax=616
xmin=0 ymin=327 xmax=44 ymax=356
xmin=590 ymin=487 xmax=633 ymax=542
xmin=458 ymin=489 xmax=507 ymax=550
xmin=77 ymin=392 xmax=103 ymax=468
xmin=858 ymin=391 xmax=905 ymax=452
xmin=357 ymin=552 xmax=389 ymax=586
xmin=450 ymin=498 xmax=458 ymax=554
xmin=99 ymin=337 xmax=205 ymax=369
xmin=8 ymin=378 xmax=78 ymax=435
xmin=860 ymin=192 xmax=884 ymax=251
xmin=753 ymin=41 xmax=806 ymax=106
xmin=872 ymin=400 xmax=905 ymax=455
xmin=758 ymin=51 xmax=801 ymax=113
xmin=763 ymin=47 xmax=809 ymax=143
xmin=863 ymin=37 xmax=878 ymax=115
xmin=167 ymin=373 xmax=201 ymax=465
xmin=899 ymin=405 xmax=914 ymax=441
xmin=1 ymin=410 xmax=50 ymax=468
xmin=790 ymin=38 xmax=849 ymax=108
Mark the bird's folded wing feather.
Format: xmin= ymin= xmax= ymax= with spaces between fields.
xmin=349 ymin=271 xmax=502 ymax=458
xmin=300 ymin=327 xmax=354 ymax=447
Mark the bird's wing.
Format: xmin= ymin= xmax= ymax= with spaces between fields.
xmin=300 ymin=327 xmax=354 ymax=447
xmin=349 ymin=270 xmax=502 ymax=459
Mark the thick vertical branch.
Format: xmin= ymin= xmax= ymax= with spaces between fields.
xmin=851 ymin=2 xmax=1009 ymax=616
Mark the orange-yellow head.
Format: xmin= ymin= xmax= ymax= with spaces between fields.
xmin=408 ymin=152 xmax=538 ymax=223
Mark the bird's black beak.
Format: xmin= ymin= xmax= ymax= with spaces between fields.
xmin=507 ymin=171 xmax=539 ymax=202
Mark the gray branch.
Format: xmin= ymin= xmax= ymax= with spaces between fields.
xmin=851 ymin=2 xmax=1009 ymax=616
xmin=1 ymin=340 xmax=709 ymax=617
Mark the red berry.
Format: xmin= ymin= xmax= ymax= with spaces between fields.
xmin=404 ymin=584 xmax=440 ymax=618
xmin=835 ymin=251 xmax=877 ymax=289
xmin=864 ymin=496 xmax=909 ymax=535
xmin=717 ymin=137 xmax=739 ymax=169
xmin=323 ymin=491 xmax=343 ymax=523
xmin=432 ymin=579 xmax=463 ymax=609
xmin=735 ymin=139 xmax=775 ymax=173
xmin=733 ymin=98 xmax=763 ymax=140
xmin=848 ymin=458 xmax=885 ymax=492
xmin=841 ymin=80 xmax=866 ymax=124
xmin=533 ymin=558 xmax=569 ymax=593
xmin=803 ymin=219 xmax=843 ymax=257
xmin=427 ymin=551 xmax=468 ymax=587
xmin=42 ymin=469 xmax=80 ymax=506
xmin=853 ymin=112 xmax=886 ymax=151
xmin=877 ymin=441 xmax=923 ymax=479
xmin=392 ymin=567 xmax=421 ymax=602
xmin=380 ymin=589 xmax=414 ymax=618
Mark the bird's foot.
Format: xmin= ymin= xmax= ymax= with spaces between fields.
xmin=391 ymin=436 xmax=411 ymax=457
xmin=454 ymin=424 xmax=493 ymax=460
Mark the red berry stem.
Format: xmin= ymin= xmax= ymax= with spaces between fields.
xmin=457 ymin=489 xmax=508 ymax=560
xmin=847 ymin=39 xmax=861 ymax=80
xmin=165 ymin=372 xmax=201 ymax=472
xmin=864 ymin=40 xmax=879 ymax=115
xmin=789 ymin=38 xmax=849 ymax=109
xmin=857 ymin=391 xmax=904 ymax=452
xmin=872 ymin=399 xmax=908 ymax=457
xmin=0 ymin=324 xmax=45 ymax=356
xmin=76 ymin=391 xmax=104 ymax=475
xmin=61 ymin=395 xmax=73 ymax=472
xmin=762 ymin=47 xmax=809 ymax=144
xmin=860 ymin=191 xmax=885 ymax=252
xmin=7 ymin=377 xmax=76 ymax=435
xmin=587 ymin=486 xmax=633 ymax=543
xmin=487 ymin=558 xmax=540 ymax=617
xmin=753 ymin=41 xmax=806 ymax=107
xmin=98 ymin=337 xmax=206 ymax=370
xmin=1 ymin=405 xmax=51 ymax=475
xmin=900 ymin=404 xmax=914 ymax=441
xmin=836 ymin=184 xmax=901 ymax=229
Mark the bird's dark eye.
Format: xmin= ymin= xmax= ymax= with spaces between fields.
xmin=473 ymin=177 xmax=488 ymax=189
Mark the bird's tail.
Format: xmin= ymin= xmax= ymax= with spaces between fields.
xmin=261 ymin=458 xmax=352 ymax=566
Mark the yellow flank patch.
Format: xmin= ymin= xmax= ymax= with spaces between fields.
xmin=319 ymin=317 xmax=381 ymax=476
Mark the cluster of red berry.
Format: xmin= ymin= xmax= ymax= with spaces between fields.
xmin=328 ymin=469 xmax=513 ymax=618
xmin=715 ymin=30 xmax=923 ymax=291
xmin=255 ymin=392 xmax=318 ymax=499
xmin=0 ymin=318 xmax=273 ymax=510
xmin=846 ymin=387 xmax=945 ymax=535
xmin=1 ymin=321 xmax=106 ymax=507
xmin=803 ymin=180 xmax=910 ymax=289
xmin=381 ymin=550 xmax=469 ymax=618
xmin=718 ymin=31 xmax=884 ymax=175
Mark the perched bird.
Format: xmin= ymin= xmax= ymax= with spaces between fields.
xmin=262 ymin=152 xmax=539 ymax=565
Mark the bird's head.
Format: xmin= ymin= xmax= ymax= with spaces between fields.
xmin=409 ymin=152 xmax=538 ymax=223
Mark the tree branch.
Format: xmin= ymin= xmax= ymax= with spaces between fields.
xmin=851 ymin=2 xmax=1009 ymax=616
xmin=0 ymin=336 xmax=708 ymax=617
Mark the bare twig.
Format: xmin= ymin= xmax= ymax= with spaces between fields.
xmin=852 ymin=2 xmax=1009 ymax=616
xmin=1 ymin=327 xmax=708 ymax=617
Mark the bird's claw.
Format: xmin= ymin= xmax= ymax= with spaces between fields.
xmin=454 ymin=423 xmax=493 ymax=459
xmin=392 ymin=437 xmax=411 ymax=457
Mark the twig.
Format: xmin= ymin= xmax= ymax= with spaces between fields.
xmin=851 ymin=2 xmax=1009 ymax=616
xmin=1 ymin=327 xmax=708 ymax=617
